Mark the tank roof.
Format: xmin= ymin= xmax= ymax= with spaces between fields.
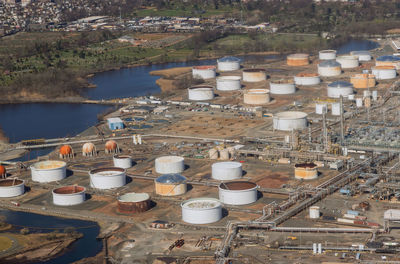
xmin=296 ymin=72 xmax=319 ymax=77
xmin=376 ymin=55 xmax=400 ymax=61
xmin=218 ymin=56 xmax=241 ymax=62
xmin=90 ymin=167 xmax=125 ymax=175
xmin=246 ymin=88 xmax=269 ymax=94
xmin=31 ymin=160 xmax=66 ymax=170
xmin=219 ymin=181 xmax=257 ymax=190
xmin=212 ymin=161 xmax=242 ymax=169
xmin=217 ymin=76 xmax=241 ymax=80
xmin=243 ymin=68 xmax=266 ymax=72
xmin=0 ymin=179 xmax=24 ymax=187
xmin=328 ymin=81 xmax=353 ymax=88
xmin=295 ymin=162 xmax=317 ymax=169
xmin=53 ymin=185 xmax=85 ymax=194
xmin=155 ymin=156 xmax=184 ymax=163
xmin=287 ymin=53 xmax=309 ymax=59
xmin=156 ymin=173 xmax=187 ymax=184
xmin=181 ymin=198 xmax=221 ymax=210
xmin=118 ymin=192 xmax=150 ymax=203
xmin=319 ymin=60 xmax=340 ymax=67
xmin=193 ymin=65 xmax=216 ymax=70
xmin=275 ymin=111 xmax=308 ymax=119
xmin=319 ymin=49 xmax=337 ymax=53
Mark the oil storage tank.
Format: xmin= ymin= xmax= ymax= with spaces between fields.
xmin=217 ymin=56 xmax=241 ymax=71
xmin=117 ymin=192 xmax=151 ymax=213
xmin=188 ymin=86 xmax=214 ymax=101
xmin=216 ymin=76 xmax=241 ymax=91
xmin=192 ymin=65 xmax=216 ymax=79
xmin=89 ymin=167 xmax=126 ymax=189
xmin=336 ymin=55 xmax=359 ymax=69
xmin=52 ymin=185 xmax=86 ymax=206
xmin=269 ymin=79 xmax=296 ymax=94
xmin=273 ymin=111 xmax=308 ymax=131
xmin=294 ymin=163 xmax=318 ymax=180
xmin=82 ymin=142 xmax=96 ymax=156
xmin=113 ymin=155 xmax=133 ymax=169
xmin=0 ymin=179 xmax=25 ymax=197
xmin=318 ymin=60 xmax=341 ymax=77
xmin=31 ymin=160 xmax=67 ymax=183
xmin=243 ymin=89 xmax=270 ymax=105
xmin=219 ymin=181 xmax=258 ymax=205
xmin=287 ymin=53 xmax=309 ymax=66
xmin=155 ymin=156 xmax=185 ymax=174
xmin=155 ymin=173 xmax=187 ymax=196
xmin=376 ymin=55 xmax=400 ymax=69
xmin=294 ymin=73 xmax=320 ymax=86
xmin=372 ymin=66 xmax=397 ymax=80
xmin=327 ymin=81 xmax=354 ymax=98
xmin=350 ymin=74 xmax=376 ymax=89
xmin=242 ymin=69 xmax=266 ymax=82
xmin=319 ymin=50 xmax=336 ymax=60
xmin=181 ymin=198 xmax=222 ymax=224
xmin=350 ymin=51 xmax=372 ymax=62
xmin=212 ymin=162 xmax=242 ymax=180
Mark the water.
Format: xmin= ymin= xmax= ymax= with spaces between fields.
xmin=0 ymin=40 xmax=379 ymax=145
xmin=0 ymin=209 xmax=102 ymax=263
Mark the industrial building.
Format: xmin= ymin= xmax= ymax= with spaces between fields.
xmin=107 ymin=117 xmax=124 ymax=130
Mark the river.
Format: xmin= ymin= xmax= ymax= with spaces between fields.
xmin=0 ymin=209 xmax=102 ymax=264
xmin=0 ymin=39 xmax=378 ymax=155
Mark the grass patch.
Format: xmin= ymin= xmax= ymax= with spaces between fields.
xmin=0 ymin=236 xmax=12 ymax=251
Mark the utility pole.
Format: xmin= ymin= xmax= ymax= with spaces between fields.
xmin=340 ymin=95 xmax=344 ymax=145
xmin=323 ymin=112 xmax=328 ymax=153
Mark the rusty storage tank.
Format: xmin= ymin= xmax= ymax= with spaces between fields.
xmin=155 ymin=173 xmax=187 ymax=196
xmin=350 ymin=74 xmax=376 ymax=89
xmin=59 ymin=145 xmax=73 ymax=159
xmin=294 ymin=73 xmax=320 ymax=86
xmin=376 ymin=55 xmax=400 ymax=69
xmin=192 ymin=65 xmax=216 ymax=79
xmin=82 ymin=142 xmax=96 ymax=156
xmin=318 ymin=60 xmax=341 ymax=77
xmin=188 ymin=85 xmax=215 ymax=101
xmin=52 ymin=185 xmax=86 ymax=206
xmin=117 ymin=192 xmax=151 ymax=213
xmin=294 ymin=163 xmax=318 ymax=180
xmin=0 ymin=165 xmax=6 ymax=178
xmin=372 ymin=66 xmax=397 ymax=80
xmin=243 ymin=89 xmax=270 ymax=105
xmin=287 ymin=53 xmax=309 ymax=66
xmin=219 ymin=181 xmax=258 ymax=205
xmin=319 ymin=50 xmax=337 ymax=60
xmin=269 ymin=79 xmax=296 ymax=94
xmin=0 ymin=179 xmax=25 ymax=197
xmin=105 ymin=140 xmax=119 ymax=154
xmin=242 ymin=69 xmax=267 ymax=82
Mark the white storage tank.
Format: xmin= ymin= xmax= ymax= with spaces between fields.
xmin=376 ymin=55 xmax=400 ymax=69
xmin=217 ymin=56 xmax=241 ymax=71
xmin=336 ymin=55 xmax=359 ymax=69
xmin=155 ymin=173 xmax=187 ymax=196
xmin=273 ymin=111 xmax=308 ymax=131
xmin=0 ymin=179 xmax=25 ymax=198
xmin=269 ymin=79 xmax=296 ymax=94
xmin=372 ymin=90 xmax=378 ymax=101
xmin=350 ymin=50 xmax=372 ymax=61
xmin=356 ymin=98 xmax=363 ymax=107
xmin=243 ymin=89 xmax=270 ymax=105
xmin=212 ymin=162 xmax=242 ymax=181
xmin=113 ymin=155 xmax=133 ymax=169
xmin=219 ymin=181 xmax=258 ymax=205
xmin=309 ymin=206 xmax=320 ymax=219
xmin=188 ymin=85 xmax=214 ymax=101
xmin=327 ymin=81 xmax=354 ymax=98
xmin=315 ymin=103 xmax=328 ymax=115
xmin=319 ymin=50 xmax=337 ymax=60
xmin=372 ymin=66 xmax=397 ymax=80
xmin=242 ymin=69 xmax=267 ymax=82
xmin=294 ymin=73 xmax=320 ymax=86
xmin=192 ymin=65 xmax=216 ymax=79
xmin=89 ymin=167 xmax=126 ymax=189
xmin=318 ymin=60 xmax=341 ymax=77
xmin=181 ymin=198 xmax=222 ymax=224
xmin=216 ymin=76 xmax=241 ymax=91
xmin=331 ymin=102 xmax=341 ymax=116
xmin=52 ymin=185 xmax=86 ymax=206
xmin=31 ymin=160 xmax=67 ymax=183
xmin=155 ymin=156 xmax=185 ymax=174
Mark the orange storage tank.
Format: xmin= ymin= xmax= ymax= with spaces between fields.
xmin=0 ymin=165 xmax=6 ymax=177
xmin=59 ymin=145 xmax=72 ymax=155
xmin=350 ymin=74 xmax=376 ymax=89
xmin=105 ymin=140 xmax=118 ymax=154
xmin=294 ymin=163 xmax=318 ymax=180
xmin=287 ymin=53 xmax=310 ymax=66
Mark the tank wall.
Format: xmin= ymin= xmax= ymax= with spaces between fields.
xmin=219 ymin=188 xmax=257 ymax=205
xmin=327 ymin=87 xmax=354 ymax=98
xmin=188 ymin=89 xmax=215 ymax=101
xmin=242 ymin=71 xmax=266 ymax=82
xmin=294 ymin=76 xmax=320 ymax=86
xmin=350 ymin=77 xmax=376 ymax=89
xmin=376 ymin=61 xmax=400 ymax=70
xmin=192 ymin=68 xmax=216 ymax=79
xmin=273 ymin=117 xmax=307 ymax=131
xmin=155 ymin=182 xmax=187 ymax=196
xmin=155 ymin=159 xmax=185 ymax=174
xmin=53 ymin=192 xmax=85 ymax=206
xmin=0 ymin=183 xmax=25 ymax=198
xmin=217 ymin=61 xmax=240 ymax=72
xmin=216 ymin=78 xmax=241 ymax=91
xmin=90 ymin=173 xmax=126 ymax=189
xmin=318 ymin=66 xmax=341 ymax=77
xmin=182 ymin=206 xmax=222 ymax=224
xmin=294 ymin=168 xmax=318 ymax=180
xmin=319 ymin=51 xmax=336 ymax=60
xmin=118 ymin=199 xmax=150 ymax=213
xmin=372 ymin=68 xmax=397 ymax=80
xmin=336 ymin=57 xmax=359 ymax=69
xmin=113 ymin=157 xmax=133 ymax=169
xmin=287 ymin=58 xmax=309 ymax=66
xmin=212 ymin=165 xmax=242 ymax=180
xmin=31 ymin=166 xmax=66 ymax=183
xmin=243 ymin=92 xmax=270 ymax=105
xmin=270 ymin=83 xmax=296 ymax=94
